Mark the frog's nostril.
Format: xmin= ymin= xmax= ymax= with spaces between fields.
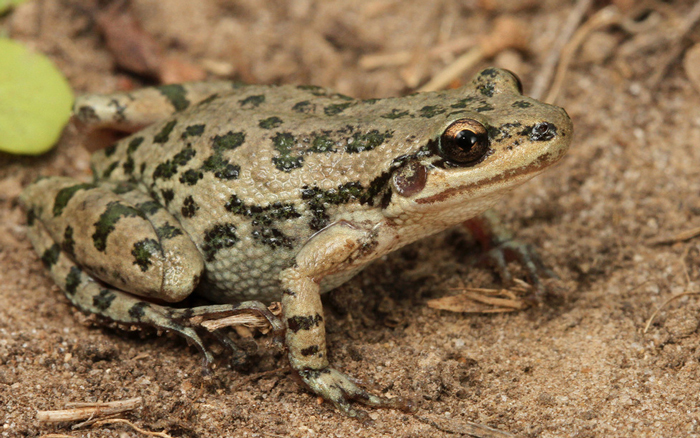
xmin=530 ymin=122 xmax=556 ymax=142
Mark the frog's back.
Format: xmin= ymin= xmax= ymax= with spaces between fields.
xmin=89 ymin=83 xmax=424 ymax=301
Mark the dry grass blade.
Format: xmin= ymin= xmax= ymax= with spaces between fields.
xmin=647 ymin=226 xmax=700 ymax=245
xmin=531 ymin=0 xmax=594 ymax=100
xmin=415 ymin=415 xmax=515 ymax=437
xmin=418 ymin=17 xmax=530 ymax=92
xmin=648 ymin=0 xmax=700 ymax=86
xmin=427 ymin=286 xmax=527 ymax=313
xmin=36 ymin=398 xmax=142 ymax=423
xmin=89 ymin=419 xmax=173 ymax=437
xmin=644 ymin=291 xmax=700 ymax=333
xmin=544 ymin=5 xmax=622 ymax=104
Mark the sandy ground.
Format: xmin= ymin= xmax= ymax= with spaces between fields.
xmin=2 ymin=1 xmax=700 ymax=437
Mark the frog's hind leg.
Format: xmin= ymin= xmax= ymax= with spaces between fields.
xmin=26 ymin=210 xmax=283 ymax=368
xmin=73 ymin=81 xmax=242 ymax=133
xmin=25 ymin=214 xmax=216 ymax=365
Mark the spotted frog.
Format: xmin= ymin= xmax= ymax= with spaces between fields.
xmin=21 ymin=68 xmax=572 ymax=417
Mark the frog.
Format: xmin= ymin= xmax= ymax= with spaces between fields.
xmin=20 ymin=68 xmax=572 ymax=418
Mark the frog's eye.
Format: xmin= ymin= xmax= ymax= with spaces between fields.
xmin=439 ymin=119 xmax=490 ymax=166
xmin=505 ymin=70 xmax=524 ymax=94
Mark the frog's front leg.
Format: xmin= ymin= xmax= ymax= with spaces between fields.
xmin=279 ymin=221 xmax=406 ymax=418
xmin=464 ymin=210 xmax=556 ymax=303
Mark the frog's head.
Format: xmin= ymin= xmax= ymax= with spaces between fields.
xmin=384 ymin=68 xmax=572 ymax=224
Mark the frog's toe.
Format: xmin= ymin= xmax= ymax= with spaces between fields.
xmin=297 ymin=367 xmax=409 ymax=419
xmin=481 ymin=239 xmax=556 ymax=303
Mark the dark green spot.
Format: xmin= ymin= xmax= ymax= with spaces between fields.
xmin=161 ymin=189 xmax=175 ymax=206
xmin=345 ymin=129 xmax=393 ymax=154
xmin=122 ymin=157 xmax=134 ymax=175
xmin=63 ymin=226 xmax=75 ymax=257
xmin=182 ymin=124 xmax=205 ymax=139
xmin=93 ymin=289 xmax=116 ymax=311
xmin=419 ymin=105 xmax=446 ymax=118
xmin=53 ymin=183 xmax=95 ymax=216
xmin=129 ymin=302 xmax=149 ymax=320
xmin=292 ymin=100 xmax=314 ymax=113
xmin=259 ymin=116 xmax=283 ymax=129
xmin=251 ymin=227 xmax=294 ymax=249
xmin=41 ymin=244 xmax=60 ymax=267
xmin=300 ymin=345 xmax=320 ymax=356
xmin=197 ymin=93 xmax=219 ymax=107
xmin=102 ymin=161 xmax=119 ymax=178
xmin=308 ymin=135 xmax=336 ymax=153
xmin=104 ymin=144 xmax=117 ymax=157
xmin=476 ymin=103 xmax=495 ymax=112
xmin=153 ymin=120 xmax=177 ymax=144
xmin=65 ymin=266 xmax=82 ymax=295
xmin=271 ymin=132 xmax=303 ymax=172
xmin=92 ymin=201 xmax=146 ymax=252
xmin=26 ymin=208 xmax=36 ymax=226
xmin=158 ymin=84 xmax=190 ymax=111
xmin=324 ymin=102 xmax=353 ymax=116
xmin=212 ymin=131 xmax=246 ymax=152
xmin=450 ymin=97 xmax=477 ymax=109
xmin=127 ymin=137 xmax=144 ymax=153
xmin=202 ymin=223 xmax=238 ymax=262
xmin=181 ymin=196 xmax=199 ymax=218
xmin=239 ymin=94 xmax=265 ymax=109
xmin=287 ymin=314 xmax=323 ymax=333
xmin=179 ymin=169 xmax=203 ymax=185
xmin=272 ymin=155 xmax=304 ymax=172
xmin=136 ymin=201 xmax=161 ymax=215
xmin=156 ymin=223 xmax=183 ymax=240
xmin=153 ymin=148 xmax=196 ymax=180
xmin=478 ymin=83 xmax=495 ymax=97
xmin=512 ymin=100 xmax=532 ymax=108
xmin=296 ymin=85 xmax=327 ymax=96
xmin=132 ymin=238 xmax=161 ymax=272
xmin=380 ymin=109 xmax=410 ymax=119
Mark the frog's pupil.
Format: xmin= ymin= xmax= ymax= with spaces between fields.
xmin=456 ymin=130 xmax=477 ymax=152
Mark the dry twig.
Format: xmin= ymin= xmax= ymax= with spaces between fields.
xmin=36 ymin=398 xmax=142 ymax=423
xmin=531 ymin=0 xmax=594 ymax=100
xmin=418 ymin=17 xmax=530 ymax=92
xmin=648 ymin=0 xmax=700 ymax=86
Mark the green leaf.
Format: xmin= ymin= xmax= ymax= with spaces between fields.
xmin=0 ymin=0 xmax=27 ymax=15
xmin=0 ymin=38 xmax=73 ymax=154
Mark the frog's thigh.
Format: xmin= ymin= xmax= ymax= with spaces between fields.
xmin=73 ymin=81 xmax=239 ymax=132
xmin=21 ymin=177 xmax=203 ymax=302
xmin=25 ymin=213 xmax=215 ymax=363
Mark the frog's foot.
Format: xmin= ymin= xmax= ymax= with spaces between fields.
xmin=167 ymin=302 xmax=285 ymax=369
xmin=480 ymin=239 xmax=556 ymax=303
xmin=464 ymin=211 xmax=556 ymax=303
xmin=297 ymin=367 xmax=410 ymax=419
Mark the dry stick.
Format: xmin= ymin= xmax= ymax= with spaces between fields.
xmin=90 ymin=419 xmax=173 ymax=438
xmin=36 ymin=397 xmax=142 ymax=423
xmin=647 ymin=226 xmax=700 ymax=245
xmin=531 ymin=0 xmax=594 ymax=101
xmin=545 ymin=6 xmax=623 ymax=104
xmin=417 ymin=17 xmax=530 ymax=93
xmin=644 ymin=247 xmax=696 ymax=333
xmin=414 ymin=415 xmax=514 ymax=438
xmin=648 ymin=0 xmax=700 ymax=87
xmin=643 ymin=291 xmax=700 ymax=333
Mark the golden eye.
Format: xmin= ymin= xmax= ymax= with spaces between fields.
xmin=438 ymin=119 xmax=490 ymax=166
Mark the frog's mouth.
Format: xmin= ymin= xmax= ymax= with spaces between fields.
xmin=414 ymin=150 xmax=558 ymax=205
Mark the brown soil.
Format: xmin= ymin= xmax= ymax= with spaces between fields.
xmin=2 ymin=1 xmax=700 ymax=437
